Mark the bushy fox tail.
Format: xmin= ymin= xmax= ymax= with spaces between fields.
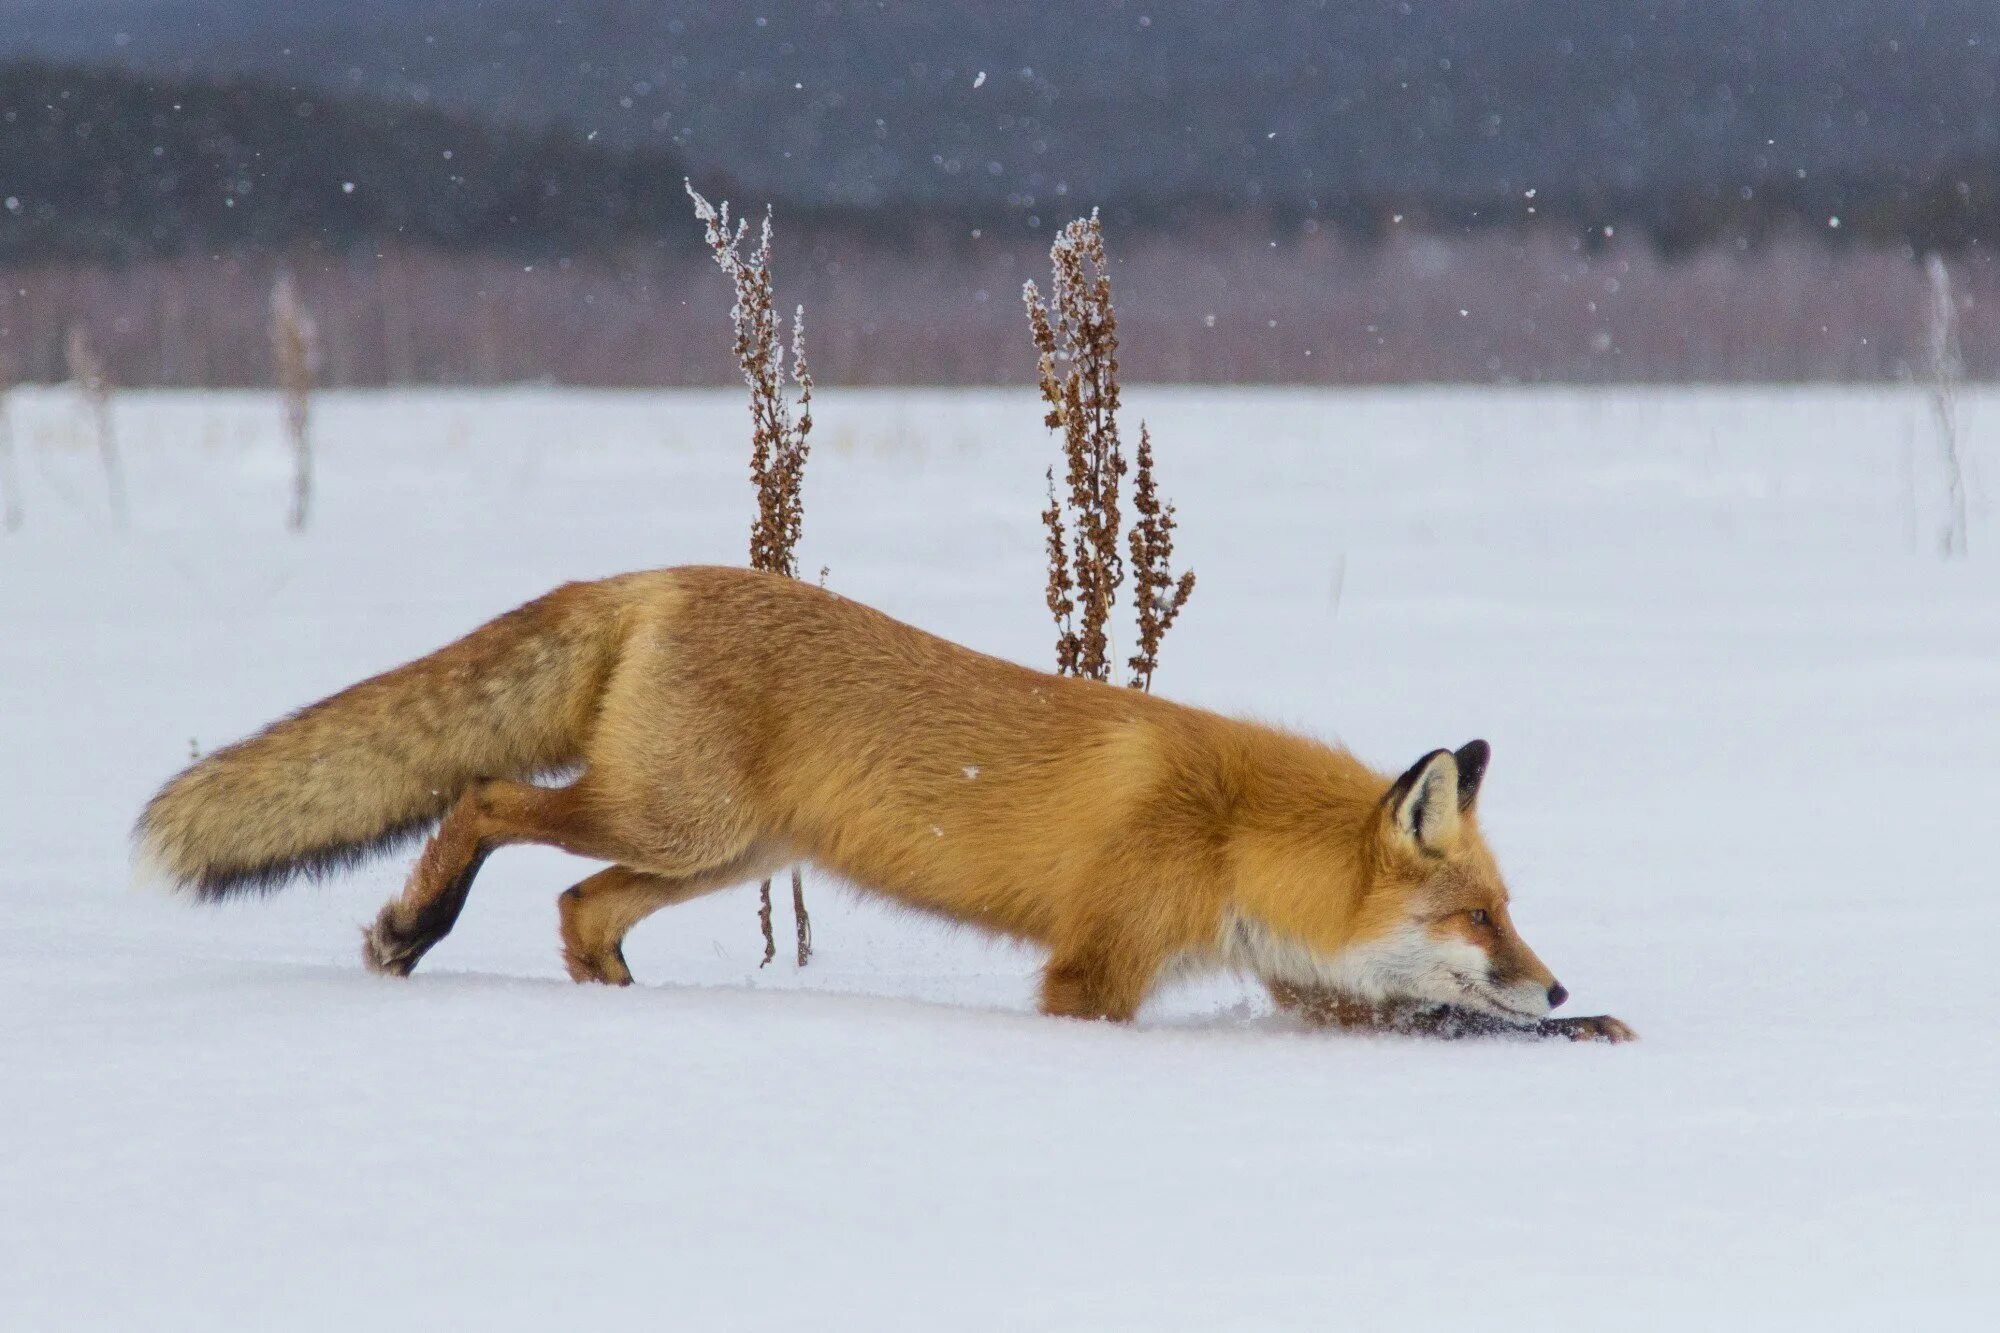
xmin=136 ymin=579 xmax=632 ymax=899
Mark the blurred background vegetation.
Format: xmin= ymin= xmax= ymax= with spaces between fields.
xmin=3 ymin=1 xmax=1996 ymax=385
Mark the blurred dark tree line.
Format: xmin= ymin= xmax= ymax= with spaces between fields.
xmin=0 ymin=62 xmax=712 ymax=264
xmin=11 ymin=2 xmax=1999 ymax=219
xmin=5 ymin=60 xmax=2000 ymax=267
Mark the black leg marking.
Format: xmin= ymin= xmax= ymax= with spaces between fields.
xmin=362 ymin=848 xmax=491 ymax=977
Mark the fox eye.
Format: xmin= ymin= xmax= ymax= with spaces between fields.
xmin=1467 ymin=909 xmax=1490 ymax=926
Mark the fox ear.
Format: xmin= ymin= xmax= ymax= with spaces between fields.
xmin=1385 ymin=749 xmax=1462 ymax=853
xmin=1454 ymin=739 xmax=1490 ymax=812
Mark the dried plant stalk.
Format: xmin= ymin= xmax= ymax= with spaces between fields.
xmin=689 ymin=181 xmax=817 ymax=965
xmin=756 ymin=883 xmax=776 ymax=968
xmin=1127 ymin=424 xmax=1195 ymax=692
xmin=1041 ymin=468 xmax=1079 ymax=674
xmin=791 ymin=866 xmax=811 ymax=967
xmin=1026 ymin=212 xmax=1193 ymax=691
xmin=1925 ymin=254 xmax=1969 ymax=558
xmin=0 ymin=355 xmax=20 ymax=532
xmin=65 ymin=326 xmax=126 ymax=528
xmin=1024 ymin=212 xmax=1126 ymax=681
xmin=270 ymin=272 xmax=321 ymax=532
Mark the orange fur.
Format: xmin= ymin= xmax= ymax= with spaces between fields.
xmin=136 ymin=565 xmax=1632 ymax=1039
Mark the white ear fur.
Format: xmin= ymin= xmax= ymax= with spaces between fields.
xmin=1391 ymin=750 xmax=1462 ymax=851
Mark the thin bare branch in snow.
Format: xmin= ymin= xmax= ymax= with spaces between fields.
xmin=1925 ymin=253 xmax=1969 ymax=558
xmin=65 ymin=325 xmax=126 ymax=528
xmin=270 ymin=271 xmax=322 ymax=532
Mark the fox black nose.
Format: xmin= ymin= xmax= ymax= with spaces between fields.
xmin=1547 ymin=983 xmax=1569 ymax=1010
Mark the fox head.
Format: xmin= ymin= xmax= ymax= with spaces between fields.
xmin=1340 ymin=740 xmax=1566 ymax=1020
xmin=1229 ymin=739 xmax=1567 ymax=1023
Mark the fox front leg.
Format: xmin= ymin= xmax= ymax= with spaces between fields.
xmin=1268 ymin=982 xmax=1635 ymax=1043
xmin=1407 ymin=1007 xmax=1637 ymax=1043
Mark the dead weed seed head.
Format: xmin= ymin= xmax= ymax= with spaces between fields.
xmin=1126 ymin=424 xmax=1195 ymax=692
xmin=1026 ymin=212 xmax=1191 ymax=690
xmin=687 ymin=181 xmax=814 ymax=581
xmin=1024 ymin=211 xmax=1128 ymax=683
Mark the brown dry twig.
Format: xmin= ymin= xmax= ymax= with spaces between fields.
xmin=1040 ymin=468 xmax=1079 ymax=674
xmin=689 ymin=181 xmax=817 ymax=964
xmin=270 ymin=272 xmax=321 ymax=532
xmin=0 ymin=351 xmax=20 ymax=532
xmin=1026 ymin=212 xmax=1192 ymax=691
xmin=64 ymin=326 xmax=126 ymax=528
xmin=1025 ymin=212 xmax=1128 ymax=682
xmin=1126 ymin=424 xmax=1195 ymax=692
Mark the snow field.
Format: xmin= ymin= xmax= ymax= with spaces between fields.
xmin=2 ymin=384 xmax=1996 ymax=1328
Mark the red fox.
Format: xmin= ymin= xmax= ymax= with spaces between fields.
xmin=137 ymin=566 xmax=1632 ymax=1041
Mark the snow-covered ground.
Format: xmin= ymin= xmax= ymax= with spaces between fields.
xmin=2 ymin=384 xmax=1996 ymax=1329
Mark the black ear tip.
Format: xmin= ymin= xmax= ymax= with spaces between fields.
xmin=1453 ymin=739 xmax=1491 ymax=809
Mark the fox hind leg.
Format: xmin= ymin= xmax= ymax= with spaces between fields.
xmin=364 ymin=778 xmax=637 ymax=977
xmin=363 ymin=748 xmax=782 ymax=981
xmin=559 ymin=845 xmax=789 ymax=986
xmin=560 ymin=867 xmax=675 ymax=985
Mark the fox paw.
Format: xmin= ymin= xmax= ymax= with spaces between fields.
xmin=1541 ymin=1014 xmax=1637 ymax=1043
xmin=561 ymin=943 xmax=634 ymax=987
xmin=360 ymin=912 xmax=427 ymax=977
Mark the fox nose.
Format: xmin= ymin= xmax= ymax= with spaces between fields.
xmin=1547 ymin=983 xmax=1569 ymax=1010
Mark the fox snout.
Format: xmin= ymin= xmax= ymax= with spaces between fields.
xmin=1493 ymin=966 xmax=1566 ymax=1016
xmin=1469 ymin=928 xmax=1569 ymax=1019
